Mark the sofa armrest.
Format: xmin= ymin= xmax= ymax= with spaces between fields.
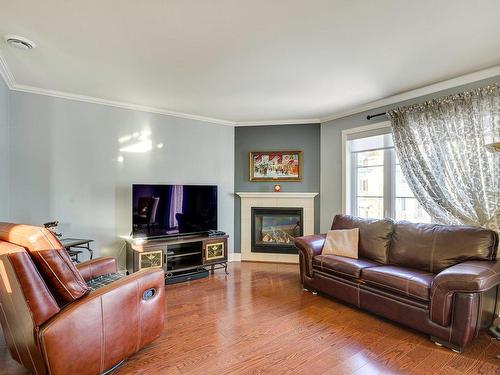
xmin=39 ymin=269 xmax=165 ymax=375
xmin=294 ymin=234 xmax=326 ymax=279
xmin=76 ymin=256 xmax=118 ymax=282
xmin=430 ymin=260 xmax=500 ymax=326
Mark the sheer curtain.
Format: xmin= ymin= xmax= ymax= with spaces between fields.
xmin=387 ymin=84 xmax=499 ymax=232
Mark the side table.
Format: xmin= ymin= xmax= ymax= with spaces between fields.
xmin=60 ymin=238 xmax=94 ymax=263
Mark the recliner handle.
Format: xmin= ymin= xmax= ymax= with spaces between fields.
xmin=142 ymin=288 xmax=156 ymax=301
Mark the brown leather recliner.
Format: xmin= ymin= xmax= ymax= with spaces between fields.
xmin=295 ymin=214 xmax=500 ymax=352
xmin=0 ymin=223 xmax=165 ymax=375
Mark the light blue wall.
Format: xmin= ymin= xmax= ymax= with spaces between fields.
xmin=320 ymin=75 xmax=500 ymax=232
xmin=234 ymin=124 xmax=321 ymax=252
xmin=0 ymin=78 xmax=9 ymax=220
xmin=9 ymin=91 xmax=234 ymax=266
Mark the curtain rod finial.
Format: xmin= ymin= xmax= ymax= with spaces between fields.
xmin=366 ymin=112 xmax=387 ymax=121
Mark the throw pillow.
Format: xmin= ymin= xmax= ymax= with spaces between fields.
xmin=321 ymin=228 xmax=359 ymax=259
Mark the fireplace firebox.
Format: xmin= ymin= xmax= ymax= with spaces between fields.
xmin=251 ymin=207 xmax=303 ymax=254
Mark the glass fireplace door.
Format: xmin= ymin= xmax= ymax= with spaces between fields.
xmin=251 ymin=207 xmax=303 ymax=254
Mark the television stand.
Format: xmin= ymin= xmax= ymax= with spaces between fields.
xmin=126 ymin=234 xmax=228 ymax=284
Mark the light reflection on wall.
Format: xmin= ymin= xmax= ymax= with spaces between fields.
xmin=116 ymin=129 xmax=164 ymax=162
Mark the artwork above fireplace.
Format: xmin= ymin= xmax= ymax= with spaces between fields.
xmin=251 ymin=207 xmax=303 ymax=254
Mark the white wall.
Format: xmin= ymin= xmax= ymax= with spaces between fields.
xmin=0 ymin=78 xmax=9 ymax=221
xmin=9 ymin=91 xmax=234 ymax=267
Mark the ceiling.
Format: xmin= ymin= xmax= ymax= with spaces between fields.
xmin=1 ymin=0 xmax=500 ymax=125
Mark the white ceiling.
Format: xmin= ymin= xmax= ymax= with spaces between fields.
xmin=1 ymin=0 xmax=500 ymax=124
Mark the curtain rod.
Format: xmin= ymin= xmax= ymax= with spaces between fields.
xmin=366 ymin=112 xmax=387 ymax=120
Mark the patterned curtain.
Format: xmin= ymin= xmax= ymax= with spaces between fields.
xmin=387 ymin=84 xmax=499 ymax=232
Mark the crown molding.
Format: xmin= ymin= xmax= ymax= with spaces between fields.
xmin=0 ymin=53 xmax=316 ymax=126
xmin=319 ymin=65 xmax=500 ymax=123
xmin=0 ymin=53 xmax=15 ymax=89
xmin=0 ymin=51 xmax=235 ymax=126
xmin=1 ymin=51 xmax=499 ymax=126
xmin=235 ymin=118 xmax=320 ymax=126
xmin=10 ymin=83 xmax=236 ymax=126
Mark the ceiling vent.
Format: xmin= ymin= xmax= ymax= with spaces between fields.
xmin=4 ymin=35 xmax=36 ymax=50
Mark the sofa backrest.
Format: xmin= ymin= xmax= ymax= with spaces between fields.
xmin=389 ymin=221 xmax=498 ymax=273
xmin=0 ymin=223 xmax=90 ymax=306
xmin=331 ymin=214 xmax=394 ymax=264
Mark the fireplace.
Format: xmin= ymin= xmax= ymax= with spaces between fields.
xmin=251 ymin=207 xmax=303 ymax=254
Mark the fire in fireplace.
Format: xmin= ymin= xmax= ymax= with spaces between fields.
xmin=251 ymin=207 xmax=303 ymax=254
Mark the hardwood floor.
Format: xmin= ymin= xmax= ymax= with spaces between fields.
xmin=1 ymin=262 xmax=499 ymax=374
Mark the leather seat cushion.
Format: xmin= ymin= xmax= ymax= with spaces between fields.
xmin=313 ymin=255 xmax=380 ymax=279
xmin=362 ymin=265 xmax=434 ymax=301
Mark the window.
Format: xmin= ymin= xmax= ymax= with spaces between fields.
xmin=343 ymin=123 xmax=431 ymax=223
xmin=355 ymin=149 xmax=384 ymax=218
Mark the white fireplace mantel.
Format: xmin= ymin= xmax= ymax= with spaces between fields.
xmin=236 ymin=192 xmax=318 ymax=199
xmin=236 ymin=192 xmax=319 ymax=263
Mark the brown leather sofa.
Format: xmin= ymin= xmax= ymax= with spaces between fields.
xmin=295 ymin=214 xmax=500 ymax=352
xmin=0 ymin=223 xmax=165 ymax=375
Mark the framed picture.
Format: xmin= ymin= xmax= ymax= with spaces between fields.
xmin=138 ymin=250 xmax=163 ymax=270
xmin=205 ymin=242 xmax=225 ymax=262
xmin=249 ymin=151 xmax=303 ymax=181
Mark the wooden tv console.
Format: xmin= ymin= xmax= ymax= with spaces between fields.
xmin=126 ymin=234 xmax=228 ymax=284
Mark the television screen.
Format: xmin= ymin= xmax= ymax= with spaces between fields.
xmin=132 ymin=184 xmax=217 ymax=238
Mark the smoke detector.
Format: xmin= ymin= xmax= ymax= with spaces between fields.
xmin=4 ymin=35 xmax=36 ymax=50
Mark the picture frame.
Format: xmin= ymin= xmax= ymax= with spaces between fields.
xmin=249 ymin=151 xmax=303 ymax=182
xmin=138 ymin=250 xmax=163 ymax=270
xmin=204 ymin=241 xmax=225 ymax=262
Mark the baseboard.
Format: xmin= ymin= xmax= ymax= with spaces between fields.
xmin=241 ymin=260 xmax=300 ymax=265
xmin=229 ymin=253 xmax=300 ymax=263
xmin=240 ymin=253 xmax=299 ymax=264
xmin=229 ymin=253 xmax=242 ymax=262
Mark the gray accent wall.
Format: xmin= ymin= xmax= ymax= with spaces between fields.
xmin=234 ymin=124 xmax=321 ymax=253
xmin=320 ymin=75 xmax=500 ymax=232
xmin=8 ymin=91 xmax=234 ymax=266
xmin=0 ymin=78 xmax=9 ymax=220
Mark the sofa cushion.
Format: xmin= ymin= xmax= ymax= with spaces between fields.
xmin=389 ymin=222 xmax=498 ymax=273
xmin=331 ymin=214 xmax=394 ymax=264
xmin=0 ymin=223 xmax=91 ymax=306
xmin=362 ymin=265 xmax=434 ymax=301
xmin=313 ymin=254 xmax=380 ymax=279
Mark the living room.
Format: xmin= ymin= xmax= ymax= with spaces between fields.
xmin=0 ymin=1 xmax=499 ymax=374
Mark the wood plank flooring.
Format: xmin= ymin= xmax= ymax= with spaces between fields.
xmin=1 ymin=262 xmax=499 ymax=374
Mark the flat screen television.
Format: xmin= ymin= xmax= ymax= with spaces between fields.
xmin=132 ymin=184 xmax=217 ymax=238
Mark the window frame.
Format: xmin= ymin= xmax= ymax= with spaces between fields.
xmin=341 ymin=121 xmax=392 ymax=215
